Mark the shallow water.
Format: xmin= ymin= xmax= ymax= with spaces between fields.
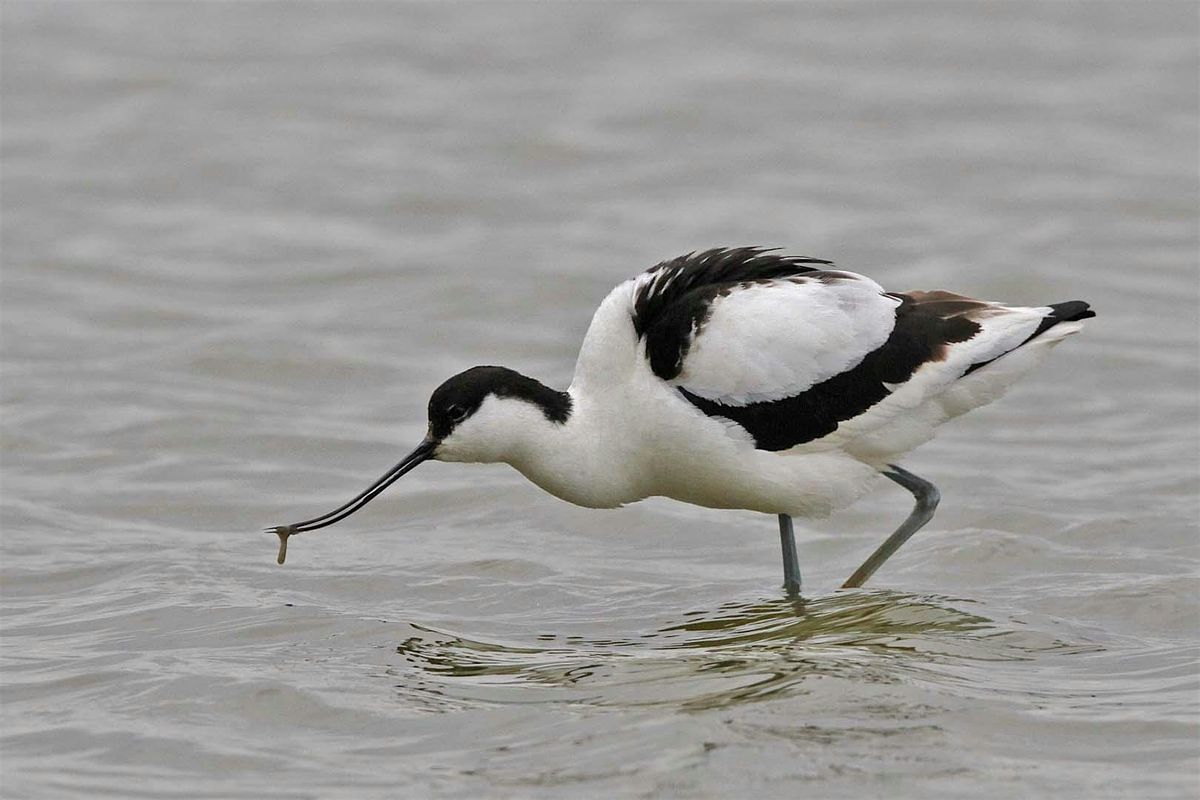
xmin=2 ymin=2 xmax=1198 ymax=798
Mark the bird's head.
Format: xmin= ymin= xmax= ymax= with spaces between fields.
xmin=266 ymin=366 xmax=570 ymax=560
xmin=427 ymin=365 xmax=571 ymax=463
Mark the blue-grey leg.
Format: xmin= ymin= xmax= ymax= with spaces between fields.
xmin=778 ymin=514 xmax=802 ymax=596
xmin=842 ymin=465 xmax=940 ymax=589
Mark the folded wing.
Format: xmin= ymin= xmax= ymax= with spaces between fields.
xmin=631 ymin=249 xmax=1092 ymax=452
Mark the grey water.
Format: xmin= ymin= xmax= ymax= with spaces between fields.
xmin=2 ymin=2 xmax=1197 ymax=798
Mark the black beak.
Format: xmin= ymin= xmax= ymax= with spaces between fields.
xmin=266 ymin=438 xmax=436 ymax=563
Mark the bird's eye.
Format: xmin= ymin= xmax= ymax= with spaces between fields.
xmin=447 ymin=404 xmax=468 ymax=422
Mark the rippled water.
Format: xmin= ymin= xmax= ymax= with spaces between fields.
xmin=3 ymin=2 xmax=1198 ymax=798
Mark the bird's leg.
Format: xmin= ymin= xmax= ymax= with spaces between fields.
xmin=778 ymin=514 xmax=802 ymax=596
xmin=842 ymin=465 xmax=940 ymax=589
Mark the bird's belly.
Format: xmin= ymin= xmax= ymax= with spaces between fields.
xmin=587 ymin=376 xmax=886 ymax=517
xmin=507 ymin=459 xmax=639 ymax=510
xmin=647 ymin=447 xmax=882 ymax=519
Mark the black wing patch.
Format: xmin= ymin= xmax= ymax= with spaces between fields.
xmin=679 ymin=294 xmax=981 ymax=451
xmin=632 ymin=247 xmax=833 ymax=381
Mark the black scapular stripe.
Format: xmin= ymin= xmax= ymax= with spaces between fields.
xmin=679 ymin=295 xmax=981 ymax=451
xmin=633 ymin=248 xmax=833 ymax=381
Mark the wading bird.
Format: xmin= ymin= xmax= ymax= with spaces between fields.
xmin=268 ymin=248 xmax=1093 ymax=594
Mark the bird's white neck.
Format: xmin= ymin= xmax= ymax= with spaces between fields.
xmin=512 ymin=387 xmax=649 ymax=509
xmin=436 ymin=282 xmax=650 ymax=508
xmin=436 ymin=385 xmax=645 ymax=510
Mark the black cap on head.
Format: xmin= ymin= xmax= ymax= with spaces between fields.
xmin=428 ymin=366 xmax=572 ymax=440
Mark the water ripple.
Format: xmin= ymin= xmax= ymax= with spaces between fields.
xmin=385 ymin=592 xmax=1102 ymax=712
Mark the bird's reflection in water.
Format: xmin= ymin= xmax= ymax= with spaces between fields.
xmin=386 ymin=591 xmax=1096 ymax=712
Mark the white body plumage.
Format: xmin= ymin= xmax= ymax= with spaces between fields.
xmin=269 ymin=248 xmax=1092 ymax=586
xmin=437 ymin=253 xmax=1089 ymax=518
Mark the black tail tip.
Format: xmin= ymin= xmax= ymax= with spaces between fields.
xmin=1048 ymin=301 xmax=1095 ymax=322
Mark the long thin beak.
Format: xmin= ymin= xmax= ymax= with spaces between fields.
xmin=266 ymin=438 xmax=436 ymax=564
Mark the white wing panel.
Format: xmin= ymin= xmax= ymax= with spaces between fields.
xmin=675 ymin=275 xmax=899 ymax=405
